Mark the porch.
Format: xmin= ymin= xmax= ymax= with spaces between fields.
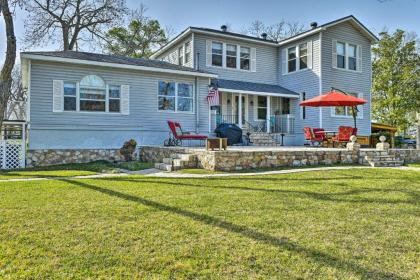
xmin=208 ymin=79 xmax=300 ymax=140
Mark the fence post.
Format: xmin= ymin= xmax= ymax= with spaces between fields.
xmin=21 ymin=123 xmax=26 ymax=167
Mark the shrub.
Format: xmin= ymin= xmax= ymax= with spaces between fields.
xmin=119 ymin=139 xmax=137 ymax=161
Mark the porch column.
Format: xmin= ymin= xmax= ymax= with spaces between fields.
xmin=238 ymin=93 xmax=242 ymax=127
xmin=266 ymin=96 xmax=271 ymax=133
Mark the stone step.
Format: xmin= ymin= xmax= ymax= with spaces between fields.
xmin=369 ymin=160 xmax=404 ymax=167
xmin=162 ymin=157 xmax=173 ymax=164
xmin=154 ymin=162 xmax=172 ymax=171
xmin=171 ymin=153 xmax=195 ymax=161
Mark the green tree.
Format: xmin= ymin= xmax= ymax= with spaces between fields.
xmin=372 ymin=29 xmax=420 ymax=132
xmin=104 ymin=8 xmax=167 ymax=58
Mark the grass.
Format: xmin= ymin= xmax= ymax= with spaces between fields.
xmin=0 ymin=161 xmax=153 ymax=179
xmin=1 ymin=168 xmax=419 ymax=279
xmin=407 ymin=162 xmax=420 ymax=168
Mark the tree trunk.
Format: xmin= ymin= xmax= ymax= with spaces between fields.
xmin=0 ymin=0 xmax=17 ymax=129
xmin=62 ymin=25 xmax=70 ymax=51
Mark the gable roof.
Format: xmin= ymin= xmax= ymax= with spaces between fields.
xmin=214 ymin=79 xmax=299 ymax=98
xmin=21 ymin=51 xmax=217 ymax=78
xmin=151 ymin=15 xmax=378 ymax=59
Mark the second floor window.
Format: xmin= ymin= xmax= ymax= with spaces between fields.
xmin=348 ymin=44 xmax=357 ymax=70
xmin=184 ymin=41 xmax=191 ymax=64
xmin=226 ymin=44 xmax=237 ymax=69
xmin=240 ymin=46 xmax=250 ymax=70
xmin=299 ymin=43 xmax=308 ymax=70
xmin=336 ymin=42 xmax=346 ymax=69
xmin=212 ymin=42 xmax=223 ymax=67
xmin=288 ymin=47 xmax=296 ymax=72
xmin=178 ymin=46 xmax=184 ymax=65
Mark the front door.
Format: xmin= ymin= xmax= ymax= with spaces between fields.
xmin=233 ymin=94 xmax=248 ymax=127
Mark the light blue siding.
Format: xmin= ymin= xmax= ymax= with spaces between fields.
xmin=28 ymin=61 xmax=210 ymax=149
xmin=320 ymin=22 xmax=372 ymax=136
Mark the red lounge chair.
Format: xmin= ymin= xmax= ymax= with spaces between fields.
xmin=332 ymin=126 xmax=354 ymax=146
xmin=303 ymin=127 xmax=324 ymax=146
xmin=166 ymin=120 xmax=207 ymax=146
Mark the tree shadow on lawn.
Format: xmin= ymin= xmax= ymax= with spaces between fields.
xmin=63 ymin=178 xmax=406 ymax=280
xmin=104 ymin=177 xmax=420 ymax=206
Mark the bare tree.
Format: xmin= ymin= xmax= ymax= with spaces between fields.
xmin=21 ymin=0 xmax=127 ymax=51
xmin=0 ymin=0 xmax=17 ymax=128
xmin=5 ymin=68 xmax=26 ymax=120
xmin=244 ymin=19 xmax=306 ymax=42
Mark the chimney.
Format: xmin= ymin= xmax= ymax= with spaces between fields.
xmin=310 ymin=22 xmax=318 ymax=29
xmin=261 ymin=33 xmax=267 ymax=40
xmin=221 ymin=25 xmax=227 ymax=32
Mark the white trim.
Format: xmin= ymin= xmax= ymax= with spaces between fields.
xmin=26 ymin=60 xmax=31 ymax=123
xmin=319 ymin=32 xmax=323 ymax=128
xmin=277 ymin=28 xmax=323 ymax=47
xmin=284 ymin=41 xmax=311 ymax=75
xmin=21 ymin=54 xmax=218 ymax=78
xmin=218 ymin=88 xmax=299 ymax=98
xmin=333 ymin=41 xmax=362 ymax=72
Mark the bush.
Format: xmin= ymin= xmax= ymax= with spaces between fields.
xmin=119 ymin=139 xmax=137 ymax=161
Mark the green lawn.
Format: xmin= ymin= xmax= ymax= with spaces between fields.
xmin=407 ymin=162 xmax=420 ymax=168
xmin=0 ymin=161 xmax=153 ymax=179
xmin=1 ymin=168 xmax=419 ymax=279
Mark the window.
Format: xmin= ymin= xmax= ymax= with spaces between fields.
xmin=108 ymin=85 xmax=121 ymax=112
xmin=184 ymin=41 xmax=191 ymax=64
xmin=63 ymin=82 xmax=76 ymax=111
xmin=211 ymin=42 xmax=223 ymax=66
xmin=178 ymin=46 xmax=184 ymax=65
xmin=158 ymin=81 xmax=193 ymax=113
xmin=348 ymin=44 xmax=357 ymax=70
xmin=333 ymin=92 xmax=362 ymax=118
xmin=240 ymin=46 xmax=250 ymax=70
xmin=226 ymin=44 xmax=237 ymax=69
xmin=299 ymin=43 xmax=308 ymax=70
xmin=177 ymin=83 xmax=193 ymax=112
xmin=257 ymin=96 xmax=267 ymax=120
xmin=282 ymin=98 xmax=290 ymax=114
xmin=287 ymin=46 xmax=296 ymax=72
xmin=79 ymin=75 xmax=106 ymax=112
xmin=336 ymin=42 xmax=346 ymax=69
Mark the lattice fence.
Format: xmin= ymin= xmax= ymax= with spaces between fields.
xmin=0 ymin=140 xmax=25 ymax=169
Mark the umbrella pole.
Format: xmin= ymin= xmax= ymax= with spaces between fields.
xmin=352 ymin=106 xmax=357 ymax=128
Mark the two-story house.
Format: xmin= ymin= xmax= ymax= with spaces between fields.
xmin=20 ymin=15 xmax=377 ymax=155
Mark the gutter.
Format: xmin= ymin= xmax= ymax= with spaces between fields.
xmin=20 ymin=53 xmax=218 ymax=79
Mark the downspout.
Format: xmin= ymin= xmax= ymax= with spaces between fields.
xmin=195 ymin=76 xmax=199 ymax=133
xmin=318 ymin=32 xmax=323 ymax=128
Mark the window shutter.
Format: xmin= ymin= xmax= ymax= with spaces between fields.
xmin=332 ymin=40 xmax=337 ymax=68
xmin=281 ymin=48 xmax=287 ymax=75
xmin=52 ymin=80 xmax=63 ymax=112
xmin=357 ymin=45 xmax=362 ymax=72
xmin=307 ymin=40 xmax=313 ymax=69
xmin=121 ymin=85 xmax=130 ymax=115
xmin=250 ymin=47 xmax=257 ymax=72
xmin=206 ymin=40 xmax=212 ymax=66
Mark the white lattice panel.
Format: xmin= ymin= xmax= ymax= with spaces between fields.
xmin=0 ymin=140 xmax=25 ymax=169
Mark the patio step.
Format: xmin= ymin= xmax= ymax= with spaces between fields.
xmin=155 ymin=153 xmax=197 ymax=172
xmin=249 ymin=133 xmax=278 ymax=146
xmin=365 ymin=154 xmax=403 ymax=167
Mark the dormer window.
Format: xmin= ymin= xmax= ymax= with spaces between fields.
xmin=211 ymin=42 xmax=223 ymax=67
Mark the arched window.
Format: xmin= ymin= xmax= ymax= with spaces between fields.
xmin=79 ymin=75 xmax=106 ymax=112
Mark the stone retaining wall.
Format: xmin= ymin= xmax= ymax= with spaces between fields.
xmin=139 ymin=146 xmax=192 ymax=163
xmin=358 ymin=149 xmax=420 ymax=165
xmin=27 ymin=149 xmax=125 ymax=167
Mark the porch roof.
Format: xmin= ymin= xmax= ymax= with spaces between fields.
xmin=213 ymin=79 xmax=300 ymax=98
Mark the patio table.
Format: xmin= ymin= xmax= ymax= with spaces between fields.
xmin=318 ymin=131 xmax=337 ymax=147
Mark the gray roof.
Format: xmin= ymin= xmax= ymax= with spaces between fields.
xmin=21 ymin=51 xmax=213 ymax=75
xmin=213 ymin=79 xmax=299 ymax=96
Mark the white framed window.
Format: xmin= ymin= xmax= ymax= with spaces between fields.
xmin=334 ymin=41 xmax=361 ymax=71
xmin=331 ymin=92 xmax=363 ymax=118
xmin=178 ymin=46 xmax=184 ymax=65
xmin=287 ymin=46 xmax=297 ymax=73
xmin=63 ymin=82 xmax=76 ymax=111
xmin=206 ymin=40 xmax=255 ymax=71
xmin=299 ymin=43 xmax=308 ymax=70
xmin=108 ymin=85 xmax=121 ymax=113
xmin=211 ymin=42 xmax=223 ymax=67
xmin=257 ymin=96 xmax=267 ymax=120
xmin=240 ymin=46 xmax=250 ymax=70
xmin=62 ymin=75 xmax=122 ymax=113
xmin=184 ymin=41 xmax=191 ymax=64
xmin=226 ymin=44 xmax=237 ymax=69
xmin=158 ymin=81 xmax=194 ymax=113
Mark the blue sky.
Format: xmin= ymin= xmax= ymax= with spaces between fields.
xmin=1 ymin=0 xmax=419 ymax=64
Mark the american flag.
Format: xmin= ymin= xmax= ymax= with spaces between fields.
xmin=207 ymin=87 xmax=219 ymax=106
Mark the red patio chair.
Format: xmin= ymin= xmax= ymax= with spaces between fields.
xmin=332 ymin=126 xmax=353 ymax=147
xmin=303 ymin=127 xmax=323 ymax=146
xmin=313 ymin=128 xmax=328 ymax=147
xmin=166 ymin=120 xmax=207 ymax=146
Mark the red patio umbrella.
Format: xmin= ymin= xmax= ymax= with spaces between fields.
xmin=299 ymin=89 xmax=367 ymax=128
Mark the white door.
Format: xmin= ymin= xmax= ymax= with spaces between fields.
xmin=232 ymin=94 xmax=248 ymax=127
